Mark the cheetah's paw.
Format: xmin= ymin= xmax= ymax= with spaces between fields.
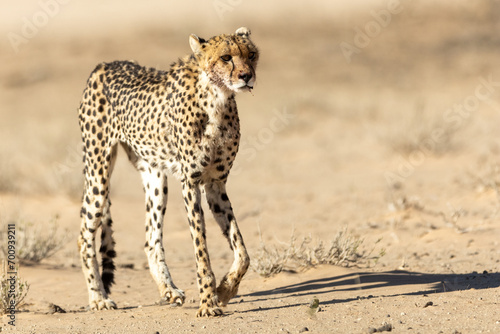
xmin=217 ymin=278 xmax=239 ymax=306
xmin=197 ymin=305 xmax=223 ymax=317
xmin=158 ymin=288 xmax=186 ymax=306
xmin=196 ymin=296 xmax=223 ymax=317
xmin=89 ymin=298 xmax=117 ymax=311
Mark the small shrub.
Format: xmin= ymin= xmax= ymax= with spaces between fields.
xmin=0 ymin=263 xmax=30 ymax=314
xmin=382 ymin=102 xmax=458 ymax=156
xmin=467 ymin=160 xmax=500 ymax=194
xmin=0 ymin=217 xmax=68 ymax=264
xmin=252 ymin=228 xmax=382 ymax=277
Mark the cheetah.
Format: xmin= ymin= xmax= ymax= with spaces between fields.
xmin=77 ymin=27 xmax=258 ymax=317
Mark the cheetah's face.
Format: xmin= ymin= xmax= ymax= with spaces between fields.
xmin=190 ymin=27 xmax=259 ymax=93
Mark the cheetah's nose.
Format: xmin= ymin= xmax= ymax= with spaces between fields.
xmin=238 ymin=72 xmax=252 ymax=84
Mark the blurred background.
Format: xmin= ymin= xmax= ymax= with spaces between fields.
xmin=0 ymin=0 xmax=499 ymax=273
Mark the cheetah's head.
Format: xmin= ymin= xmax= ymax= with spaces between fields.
xmin=190 ymin=27 xmax=259 ymax=93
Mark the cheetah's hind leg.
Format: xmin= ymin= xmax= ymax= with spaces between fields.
xmin=79 ymin=145 xmax=118 ymax=310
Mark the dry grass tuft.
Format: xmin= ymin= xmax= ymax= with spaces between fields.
xmin=0 ymin=217 xmax=68 ymax=264
xmin=251 ymin=228 xmax=383 ymax=277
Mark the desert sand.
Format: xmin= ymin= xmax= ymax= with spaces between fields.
xmin=0 ymin=0 xmax=499 ymax=333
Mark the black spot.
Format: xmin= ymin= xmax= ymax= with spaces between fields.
xmin=221 ymin=226 xmax=229 ymax=239
xmin=193 ymin=203 xmax=200 ymax=213
xmin=191 ymin=171 xmax=202 ymax=179
xmin=213 ymin=204 xmax=222 ymax=214
xmin=221 ymin=193 xmax=229 ymax=201
xmin=93 ymin=186 xmax=99 ymax=195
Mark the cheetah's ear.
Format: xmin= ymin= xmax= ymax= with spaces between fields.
xmin=235 ymin=27 xmax=251 ymax=38
xmin=189 ymin=34 xmax=206 ymax=55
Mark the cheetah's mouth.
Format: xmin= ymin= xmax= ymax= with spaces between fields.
xmin=232 ymin=81 xmax=253 ymax=92
xmin=233 ymin=82 xmax=253 ymax=92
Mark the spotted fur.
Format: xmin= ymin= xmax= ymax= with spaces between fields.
xmin=77 ymin=27 xmax=258 ymax=317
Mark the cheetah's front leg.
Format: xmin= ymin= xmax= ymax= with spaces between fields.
xmin=182 ymin=181 xmax=222 ymax=317
xmin=205 ymin=182 xmax=250 ymax=306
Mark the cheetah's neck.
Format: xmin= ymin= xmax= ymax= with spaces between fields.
xmin=196 ymin=71 xmax=237 ymax=140
xmin=198 ymin=71 xmax=232 ymax=108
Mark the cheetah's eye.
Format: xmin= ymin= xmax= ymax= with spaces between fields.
xmin=221 ymin=55 xmax=232 ymax=62
xmin=248 ymin=52 xmax=256 ymax=60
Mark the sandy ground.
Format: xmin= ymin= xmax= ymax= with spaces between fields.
xmin=1 ymin=0 xmax=500 ymax=333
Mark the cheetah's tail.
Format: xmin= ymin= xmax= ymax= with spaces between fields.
xmin=99 ymin=217 xmax=116 ymax=294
